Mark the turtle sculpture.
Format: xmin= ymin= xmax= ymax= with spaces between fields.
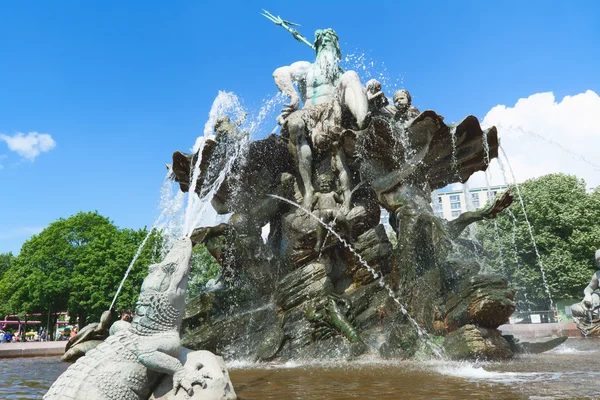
xmin=62 ymin=310 xmax=112 ymax=362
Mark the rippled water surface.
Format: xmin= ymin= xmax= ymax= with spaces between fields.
xmin=1 ymin=338 xmax=599 ymax=399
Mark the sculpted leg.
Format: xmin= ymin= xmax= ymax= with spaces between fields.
xmin=339 ymin=71 xmax=369 ymax=129
xmin=570 ymin=302 xmax=587 ymax=318
xmin=288 ymin=117 xmax=314 ymax=209
xmin=333 ymin=149 xmax=353 ymax=211
xmin=314 ymin=211 xmax=326 ymax=252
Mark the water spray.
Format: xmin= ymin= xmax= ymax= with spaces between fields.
xmin=499 ymin=146 xmax=555 ymax=311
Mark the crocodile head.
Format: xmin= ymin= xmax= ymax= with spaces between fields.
xmin=133 ymin=238 xmax=193 ymax=332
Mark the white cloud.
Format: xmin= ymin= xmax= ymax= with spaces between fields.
xmin=467 ymin=90 xmax=600 ymax=189
xmin=0 ymin=131 xmax=56 ymax=161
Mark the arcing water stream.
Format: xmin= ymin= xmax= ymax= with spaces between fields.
xmin=498 ymin=146 xmax=555 ymax=311
xmin=506 ymin=208 xmax=533 ymax=312
xmin=267 ymin=194 xmax=444 ymax=358
xmin=497 ymin=124 xmax=600 ymax=173
xmin=109 ymin=171 xmax=173 ymax=310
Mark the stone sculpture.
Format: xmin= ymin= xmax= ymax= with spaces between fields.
xmin=170 ymin=22 xmax=567 ymax=362
xmin=312 ymin=173 xmax=350 ymax=252
xmin=273 ymin=28 xmax=369 ymax=209
xmin=390 ymin=89 xmax=420 ymax=122
xmin=62 ymin=310 xmax=112 ymax=362
xmin=571 ymin=249 xmax=600 ymax=336
xmin=45 ymin=239 xmax=235 ymax=400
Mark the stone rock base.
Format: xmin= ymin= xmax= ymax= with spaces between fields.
xmin=443 ymin=324 xmax=513 ymax=360
xmin=151 ymin=350 xmax=236 ymax=400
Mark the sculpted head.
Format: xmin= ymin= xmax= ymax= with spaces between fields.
xmin=393 ymin=89 xmax=412 ymax=110
xmin=314 ymin=28 xmax=342 ymax=60
xmin=366 ymin=79 xmax=382 ymax=95
xmin=317 ymin=173 xmax=334 ymax=192
xmin=134 ymin=238 xmax=192 ymax=327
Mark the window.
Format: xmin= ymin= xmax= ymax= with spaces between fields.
xmin=449 ymin=195 xmax=460 ymax=202
xmin=450 ymin=202 xmax=462 ymax=210
xmin=438 ymin=196 xmax=443 ymax=203
xmin=451 ymin=210 xmax=461 ymax=218
xmin=434 ymin=211 xmax=444 ymax=219
xmin=471 ymin=193 xmax=480 ymax=208
xmin=487 ymin=191 xmax=497 ymax=200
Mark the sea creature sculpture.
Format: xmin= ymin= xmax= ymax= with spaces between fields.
xmin=305 ymin=296 xmax=363 ymax=345
xmin=62 ymin=310 xmax=112 ymax=362
xmin=45 ymin=239 xmax=209 ymax=400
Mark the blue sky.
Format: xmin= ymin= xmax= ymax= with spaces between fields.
xmin=1 ymin=1 xmax=599 ymax=254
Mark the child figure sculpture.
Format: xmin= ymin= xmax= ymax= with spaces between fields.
xmin=312 ymin=174 xmax=350 ymax=253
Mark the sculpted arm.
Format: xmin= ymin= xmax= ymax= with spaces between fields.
xmin=273 ymin=61 xmax=311 ymax=111
xmin=584 ymin=272 xmax=599 ymax=296
xmin=136 ymin=337 xmax=205 ymax=395
xmin=333 ymin=192 xmax=342 ymax=203
xmin=136 ymin=340 xmax=183 ymax=374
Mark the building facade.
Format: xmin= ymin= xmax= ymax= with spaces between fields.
xmin=378 ymin=185 xmax=508 ymax=227
xmin=432 ymin=185 xmax=508 ymax=221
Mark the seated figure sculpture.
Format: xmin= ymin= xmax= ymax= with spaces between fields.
xmin=273 ymin=28 xmax=369 ymax=210
xmin=387 ymin=89 xmax=420 ymax=123
xmin=366 ymin=79 xmax=389 ymax=113
xmin=571 ymin=249 xmax=600 ymax=335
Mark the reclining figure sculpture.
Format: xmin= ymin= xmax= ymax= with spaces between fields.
xmin=571 ymin=249 xmax=600 ymax=336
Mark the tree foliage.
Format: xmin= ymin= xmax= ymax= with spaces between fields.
xmin=0 ymin=252 xmax=15 ymax=280
xmin=477 ymin=174 xmax=600 ymax=304
xmin=0 ymin=211 xmax=162 ymax=325
xmin=187 ymin=244 xmax=221 ymax=300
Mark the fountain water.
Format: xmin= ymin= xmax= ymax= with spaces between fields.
xmin=183 ymin=91 xmax=245 ymax=236
xmin=109 ymin=171 xmax=176 ymax=310
xmin=498 ymin=124 xmax=600 ymax=172
xmin=183 ymin=91 xmax=283 ymax=238
xmin=450 ymin=125 xmax=458 ymax=174
xmin=506 ymin=208 xmax=533 ymax=312
xmin=495 ymin=155 xmax=533 ymax=312
xmin=499 ymin=146 xmax=555 ymax=310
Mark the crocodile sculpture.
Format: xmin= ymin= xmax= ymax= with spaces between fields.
xmin=44 ymin=238 xmax=207 ymax=400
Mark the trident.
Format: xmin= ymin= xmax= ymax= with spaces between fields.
xmin=261 ymin=9 xmax=315 ymax=50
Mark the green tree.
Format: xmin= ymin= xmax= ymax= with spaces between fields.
xmin=186 ymin=244 xmax=221 ymax=300
xmin=0 ymin=252 xmax=15 ymax=280
xmin=69 ymin=227 xmax=163 ymax=323
xmin=0 ymin=212 xmax=163 ymax=327
xmin=477 ymin=174 xmax=600 ymax=303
